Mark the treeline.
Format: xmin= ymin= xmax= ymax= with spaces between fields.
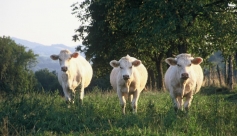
xmin=71 ymin=0 xmax=237 ymax=90
xmin=0 ymin=36 xmax=234 ymax=96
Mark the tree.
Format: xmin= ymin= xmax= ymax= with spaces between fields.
xmin=206 ymin=7 xmax=237 ymax=89
xmin=34 ymin=69 xmax=63 ymax=94
xmin=72 ymin=0 xmax=237 ymax=90
xmin=0 ymin=36 xmax=38 ymax=93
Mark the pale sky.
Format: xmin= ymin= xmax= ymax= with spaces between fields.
xmin=0 ymin=0 xmax=84 ymax=47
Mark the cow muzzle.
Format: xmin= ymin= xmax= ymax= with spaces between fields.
xmin=61 ymin=66 xmax=68 ymax=72
xmin=123 ymin=75 xmax=130 ymax=80
xmin=181 ymin=73 xmax=189 ymax=80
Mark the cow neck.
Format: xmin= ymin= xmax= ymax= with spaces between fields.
xmin=62 ymin=70 xmax=72 ymax=80
xmin=125 ymin=79 xmax=131 ymax=88
xmin=176 ymin=68 xmax=188 ymax=98
xmin=179 ymin=81 xmax=186 ymax=98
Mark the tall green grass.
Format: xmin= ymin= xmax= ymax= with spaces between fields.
xmin=0 ymin=87 xmax=237 ymax=135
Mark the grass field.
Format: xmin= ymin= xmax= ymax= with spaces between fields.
xmin=0 ymin=86 xmax=237 ymax=135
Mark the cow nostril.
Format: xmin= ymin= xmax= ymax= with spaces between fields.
xmin=61 ymin=67 xmax=68 ymax=72
xmin=123 ymin=75 xmax=130 ymax=80
xmin=181 ymin=73 xmax=189 ymax=79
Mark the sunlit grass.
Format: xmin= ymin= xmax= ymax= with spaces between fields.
xmin=0 ymin=86 xmax=237 ymax=135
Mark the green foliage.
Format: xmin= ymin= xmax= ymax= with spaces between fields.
xmin=87 ymin=75 xmax=111 ymax=91
xmin=72 ymin=0 xmax=237 ymax=90
xmin=1 ymin=87 xmax=237 ymax=135
xmin=34 ymin=69 xmax=63 ymax=94
xmin=73 ymin=0 xmax=237 ymax=58
xmin=0 ymin=36 xmax=38 ymax=93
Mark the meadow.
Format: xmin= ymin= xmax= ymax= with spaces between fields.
xmin=0 ymin=86 xmax=237 ymax=136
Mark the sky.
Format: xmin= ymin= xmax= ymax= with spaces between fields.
xmin=0 ymin=0 xmax=84 ymax=47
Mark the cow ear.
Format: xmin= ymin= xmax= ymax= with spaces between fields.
xmin=110 ymin=60 xmax=120 ymax=67
xmin=71 ymin=52 xmax=79 ymax=58
xmin=165 ymin=58 xmax=177 ymax=66
xmin=132 ymin=60 xmax=141 ymax=67
xmin=50 ymin=55 xmax=59 ymax=60
xmin=191 ymin=57 xmax=203 ymax=65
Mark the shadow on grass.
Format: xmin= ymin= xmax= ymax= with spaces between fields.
xmin=226 ymin=94 xmax=237 ymax=104
xmin=200 ymin=86 xmax=237 ymax=104
xmin=200 ymin=86 xmax=234 ymax=95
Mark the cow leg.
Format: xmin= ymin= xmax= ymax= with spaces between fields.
xmin=131 ymin=91 xmax=140 ymax=114
xmin=177 ymin=96 xmax=183 ymax=111
xmin=128 ymin=93 xmax=133 ymax=103
xmin=128 ymin=93 xmax=133 ymax=112
xmin=171 ymin=96 xmax=183 ymax=112
xmin=71 ymin=90 xmax=75 ymax=104
xmin=170 ymin=96 xmax=177 ymax=112
xmin=117 ymin=90 xmax=126 ymax=115
xmin=184 ymin=93 xmax=193 ymax=112
xmin=79 ymin=88 xmax=84 ymax=103
xmin=170 ymin=92 xmax=180 ymax=112
xmin=62 ymin=85 xmax=71 ymax=102
xmin=79 ymin=83 xmax=85 ymax=104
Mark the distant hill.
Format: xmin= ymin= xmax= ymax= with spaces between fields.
xmin=11 ymin=37 xmax=84 ymax=72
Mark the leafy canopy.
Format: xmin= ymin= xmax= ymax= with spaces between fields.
xmin=72 ymin=0 xmax=237 ymax=78
xmin=0 ymin=36 xmax=38 ymax=93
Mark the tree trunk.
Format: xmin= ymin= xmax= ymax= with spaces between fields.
xmin=208 ymin=65 xmax=211 ymax=86
xmin=178 ymin=44 xmax=188 ymax=54
xmin=224 ymin=60 xmax=228 ymax=85
xmin=216 ymin=65 xmax=222 ymax=86
xmin=147 ymin=69 xmax=156 ymax=91
xmin=166 ymin=48 xmax=173 ymax=58
xmin=154 ymin=53 xmax=165 ymax=91
xmin=235 ymin=52 xmax=237 ymax=65
xmin=227 ymin=55 xmax=233 ymax=90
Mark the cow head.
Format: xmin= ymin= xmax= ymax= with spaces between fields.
xmin=50 ymin=50 xmax=79 ymax=72
xmin=165 ymin=54 xmax=203 ymax=80
xmin=110 ymin=55 xmax=141 ymax=80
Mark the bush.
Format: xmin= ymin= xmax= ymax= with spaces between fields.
xmin=34 ymin=69 xmax=63 ymax=95
xmin=0 ymin=36 xmax=38 ymax=93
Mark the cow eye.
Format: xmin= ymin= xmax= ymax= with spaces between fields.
xmin=120 ymin=67 xmax=123 ymax=69
xmin=177 ymin=64 xmax=181 ymax=67
xmin=129 ymin=66 xmax=132 ymax=69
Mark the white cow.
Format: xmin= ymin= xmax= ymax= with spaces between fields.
xmin=110 ymin=55 xmax=148 ymax=114
xmin=164 ymin=53 xmax=203 ymax=112
xmin=50 ymin=49 xmax=93 ymax=103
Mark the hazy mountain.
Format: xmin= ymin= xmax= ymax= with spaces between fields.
xmin=11 ymin=37 xmax=84 ymax=72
